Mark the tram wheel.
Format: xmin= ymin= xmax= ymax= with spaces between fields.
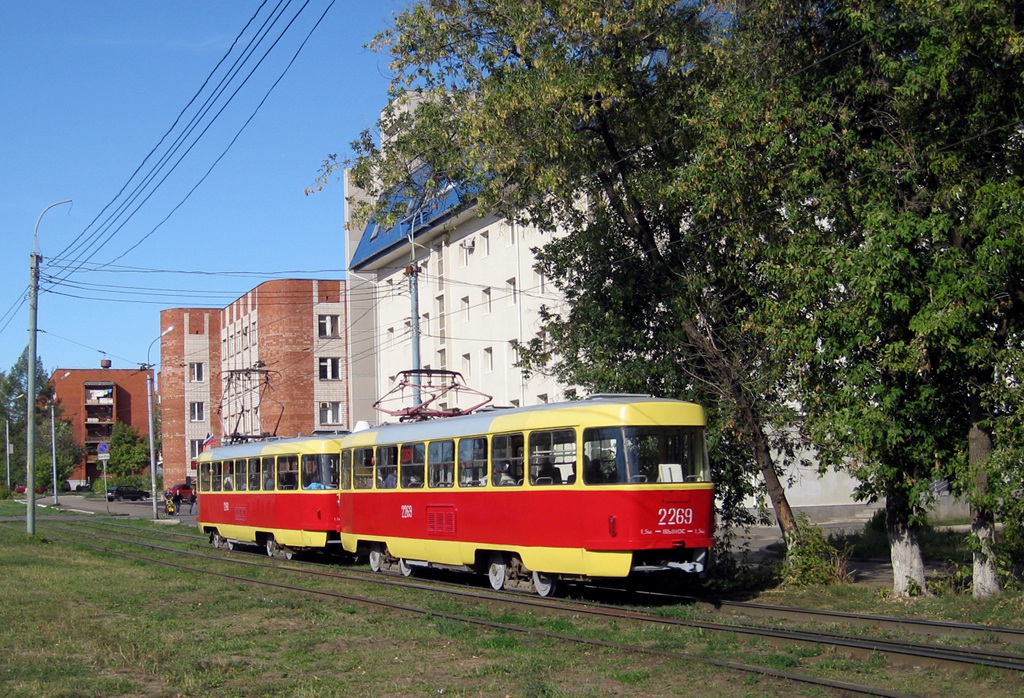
xmin=266 ymin=537 xmax=293 ymax=560
xmin=487 ymin=554 xmax=507 ymax=591
xmin=532 ymin=571 xmax=558 ymax=597
xmin=212 ymin=531 xmax=225 ymax=550
xmin=399 ymin=558 xmax=415 ymax=578
xmin=368 ymin=547 xmax=383 ymax=572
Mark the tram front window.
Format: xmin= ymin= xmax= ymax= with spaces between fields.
xmin=583 ymin=426 xmax=709 ymax=484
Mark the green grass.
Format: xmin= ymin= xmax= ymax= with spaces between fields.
xmin=2 ymin=515 xmax=1024 ymax=697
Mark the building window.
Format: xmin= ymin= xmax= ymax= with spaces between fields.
xmin=462 ymin=353 xmax=471 ymax=377
xmin=319 ymin=357 xmax=342 ymax=380
xmin=190 ymin=402 xmax=205 ymax=422
xmin=461 ymin=296 xmax=470 ymax=322
xmin=480 ymin=231 xmax=490 ymax=256
xmin=506 ymin=277 xmax=517 ymax=305
xmin=387 ymin=327 xmax=395 ymax=350
xmin=483 ymin=347 xmax=493 ymax=373
xmin=482 ymin=287 xmax=492 ymax=314
xmin=538 ymin=393 xmax=549 ymax=404
xmin=436 ymin=295 xmax=445 ymax=344
xmin=318 ymin=314 xmax=341 ymax=338
xmin=189 ymin=362 xmax=205 ymax=382
xmin=438 ymin=348 xmax=447 ymax=369
xmin=319 ymin=401 xmax=343 ymax=425
xmin=189 ymin=439 xmax=204 ymax=460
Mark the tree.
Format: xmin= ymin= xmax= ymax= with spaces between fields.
xmin=692 ymin=0 xmax=1024 ymax=596
xmin=107 ymin=421 xmax=148 ymax=478
xmin=3 ymin=347 xmax=51 ymax=486
xmin=332 ymin=0 xmax=801 ymax=543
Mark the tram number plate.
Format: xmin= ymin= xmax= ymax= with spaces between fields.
xmin=400 ymin=504 xmax=413 ymax=519
xmin=658 ymin=507 xmax=693 ymax=526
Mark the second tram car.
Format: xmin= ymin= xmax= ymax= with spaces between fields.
xmin=339 ymin=395 xmax=714 ymax=596
xmin=195 ymin=436 xmax=343 ymax=559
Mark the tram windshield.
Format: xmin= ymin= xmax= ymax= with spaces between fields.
xmin=582 ymin=426 xmax=710 ymax=485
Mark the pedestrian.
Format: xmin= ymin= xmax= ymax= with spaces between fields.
xmin=188 ymin=491 xmax=196 ymax=514
xmin=172 ymin=491 xmax=182 ymax=515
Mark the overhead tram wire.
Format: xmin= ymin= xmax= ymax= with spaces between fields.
xmin=46 ymin=1 xmax=335 ymax=290
xmin=48 ymin=0 xmax=279 ymax=275
xmin=48 ymin=0 xmax=315 ymax=284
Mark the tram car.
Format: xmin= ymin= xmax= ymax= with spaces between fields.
xmin=339 ymin=395 xmax=714 ymax=596
xmin=195 ymin=435 xmax=344 ymax=559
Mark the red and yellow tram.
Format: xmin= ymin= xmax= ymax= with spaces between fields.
xmin=195 ymin=435 xmax=343 ymax=559
xmin=339 ymin=395 xmax=714 ymax=596
xmin=196 ymin=395 xmax=715 ymax=596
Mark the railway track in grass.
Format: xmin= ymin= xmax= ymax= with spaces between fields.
xmin=19 ymin=518 xmax=1024 ymax=696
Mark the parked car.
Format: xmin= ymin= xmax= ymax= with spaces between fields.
xmin=106 ymin=485 xmax=150 ymax=502
xmin=14 ymin=484 xmax=45 ymax=494
xmin=166 ymin=483 xmax=195 ymax=500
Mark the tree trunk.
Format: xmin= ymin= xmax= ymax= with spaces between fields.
xmin=885 ymin=488 xmax=930 ymax=597
xmin=680 ymin=318 xmax=798 ymax=544
xmin=969 ymin=391 xmax=1001 ymax=599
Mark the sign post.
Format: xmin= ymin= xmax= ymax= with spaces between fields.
xmin=97 ymin=443 xmax=110 ymax=514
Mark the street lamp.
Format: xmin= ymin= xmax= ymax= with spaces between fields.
xmin=145 ymin=326 xmax=174 ymax=519
xmin=27 ymin=199 xmax=71 ymax=535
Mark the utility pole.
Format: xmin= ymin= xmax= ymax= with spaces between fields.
xmin=405 ymin=263 xmax=422 ymax=405
xmin=27 ymin=199 xmax=71 ymax=535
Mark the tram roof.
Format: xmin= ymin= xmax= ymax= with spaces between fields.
xmin=346 ymin=395 xmax=705 ymax=446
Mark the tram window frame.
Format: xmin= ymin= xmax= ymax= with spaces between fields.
xmin=528 ymin=429 xmax=576 ymax=485
xmin=376 ymin=445 xmax=398 ymax=489
xmin=353 ymin=447 xmax=374 ymax=490
xmin=277 ymin=454 xmax=299 ymax=490
xmin=302 ymin=454 xmax=325 ymax=489
xmin=262 ymin=456 xmax=275 ymax=490
xmin=458 ymin=436 xmax=488 ymax=487
xmin=490 ymin=433 xmax=523 ymax=486
xmin=400 ymin=442 xmax=425 ymax=488
xmin=199 ymin=461 xmax=212 ymax=492
xmin=211 ymin=460 xmax=223 ymax=491
xmin=428 ymin=440 xmax=455 ymax=487
xmin=235 ymin=458 xmax=248 ymax=491
xmin=341 ymin=450 xmax=352 ymax=490
xmin=583 ymin=428 xmax=623 ymax=484
xmin=248 ymin=457 xmax=262 ymax=491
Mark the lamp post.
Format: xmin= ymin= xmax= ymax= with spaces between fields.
xmin=27 ymin=199 xmax=71 ymax=535
xmin=145 ymin=326 xmax=174 ymax=519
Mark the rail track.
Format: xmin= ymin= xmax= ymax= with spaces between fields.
xmin=13 ymin=517 xmax=1024 ymax=696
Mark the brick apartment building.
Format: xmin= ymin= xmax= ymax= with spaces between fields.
xmin=159 ymin=279 xmax=348 ymax=487
xmin=50 ymin=365 xmax=153 ymax=487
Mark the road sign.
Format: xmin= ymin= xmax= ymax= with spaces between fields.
xmin=97 ymin=442 xmax=109 ymax=454
xmin=97 ymin=453 xmax=110 ymax=462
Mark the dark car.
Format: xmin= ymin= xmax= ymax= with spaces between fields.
xmin=166 ymin=483 xmax=195 ymax=500
xmin=106 ymin=485 xmax=150 ymax=502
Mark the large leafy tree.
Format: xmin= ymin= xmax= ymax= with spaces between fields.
xmin=3 ymin=348 xmax=53 ymax=487
xmin=333 ymin=0 xmax=801 ymax=541
xmin=693 ymin=0 xmax=1024 ymax=596
xmin=107 ymin=421 xmax=149 ymax=479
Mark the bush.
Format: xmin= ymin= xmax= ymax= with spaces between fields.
xmin=0 ymin=485 xmax=10 ymax=501
xmin=783 ymin=515 xmax=853 ymax=586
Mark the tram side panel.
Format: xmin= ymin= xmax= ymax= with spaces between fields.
xmin=199 ymin=491 xmax=342 ymax=549
xmin=340 ymin=485 xmax=714 ymax=578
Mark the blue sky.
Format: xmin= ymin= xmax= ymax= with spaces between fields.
xmin=0 ymin=1 xmax=398 ymax=376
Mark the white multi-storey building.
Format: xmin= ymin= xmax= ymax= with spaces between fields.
xmin=344 ymin=175 xmax=574 ymax=425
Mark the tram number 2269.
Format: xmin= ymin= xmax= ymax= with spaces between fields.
xmin=658 ymin=507 xmax=694 ymax=526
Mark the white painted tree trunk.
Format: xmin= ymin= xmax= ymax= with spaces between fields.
xmin=972 ymin=516 xmax=1001 ymax=600
xmin=886 ymin=497 xmax=930 ymax=597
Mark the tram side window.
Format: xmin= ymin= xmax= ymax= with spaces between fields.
xmin=341 ymin=450 xmax=352 ymax=490
xmin=490 ymin=433 xmax=523 ymax=486
xmin=376 ymin=445 xmax=398 ymax=488
xmin=199 ymin=461 xmax=211 ymax=492
xmin=277 ymin=455 xmax=299 ymax=490
xmin=583 ymin=428 xmax=623 ymax=484
xmin=235 ymin=458 xmax=248 ymax=491
xmin=458 ymin=436 xmax=489 ymax=487
xmin=353 ymin=447 xmax=374 ymax=489
xmin=212 ymin=460 xmax=223 ymax=491
xmin=401 ymin=442 xmax=425 ymax=487
xmin=248 ymin=457 xmax=262 ymax=491
xmin=262 ymin=456 xmax=275 ymax=490
xmin=323 ymin=453 xmax=339 ymax=488
xmin=428 ymin=440 xmax=455 ymax=487
xmin=529 ymin=429 xmax=576 ymax=485
xmin=302 ymin=454 xmax=326 ymax=489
